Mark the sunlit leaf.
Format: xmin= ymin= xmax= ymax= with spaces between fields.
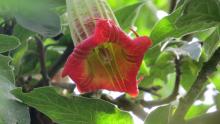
xmin=176 ymin=0 xmax=220 ymax=27
xmin=210 ymin=71 xmax=220 ymax=92
xmin=185 ymin=104 xmax=210 ymax=120
xmin=12 ymin=87 xmax=134 ymax=124
xmin=150 ymin=0 xmax=220 ymax=46
xmin=115 ymin=2 xmax=144 ymax=30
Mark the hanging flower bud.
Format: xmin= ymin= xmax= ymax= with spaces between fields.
xmin=62 ymin=0 xmax=152 ymax=97
xmin=66 ymin=0 xmax=118 ymax=45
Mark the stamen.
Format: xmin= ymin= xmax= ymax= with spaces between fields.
xmin=129 ymin=28 xmax=139 ymax=37
xmin=98 ymin=47 xmax=112 ymax=64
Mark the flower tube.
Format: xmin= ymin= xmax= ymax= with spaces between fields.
xmin=62 ymin=0 xmax=152 ymax=97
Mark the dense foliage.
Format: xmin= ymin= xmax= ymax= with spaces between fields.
xmin=0 ymin=0 xmax=220 ymax=124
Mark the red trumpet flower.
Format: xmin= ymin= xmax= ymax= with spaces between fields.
xmin=62 ymin=19 xmax=152 ymax=97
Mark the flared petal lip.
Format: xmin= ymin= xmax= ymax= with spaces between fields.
xmin=62 ymin=19 xmax=152 ymax=97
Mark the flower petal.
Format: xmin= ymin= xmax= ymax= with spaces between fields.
xmin=62 ymin=19 xmax=152 ymax=97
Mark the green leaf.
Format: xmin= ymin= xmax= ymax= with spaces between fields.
xmin=0 ymin=0 xmax=65 ymax=15
xmin=0 ymin=55 xmax=15 ymax=83
xmin=140 ymin=52 xmax=175 ymax=88
xmin=181 ymin=60 xmax=202 ymax=90
xmin=176 ymin=0 xmax=220 ymax=27
xmin=204 ymin=27 xmax=220 ymax=60
xmin=135 ymin=1 xmax=158 ymax=35
xmin=107 ymin=0 xmax=139 ymax=10
xmin=12 ymin=25 xmax=35 ymax=76
xmin=0 ymin=0 xmax=61 ymax=37
xmin=153 ymin=0 xmax=169 ymax=10
xmin=144 ymin=105 xmax=173 ymax=124
xmin=210 ymin=71 xmax=220 ymax=91
xmin=0 ymin=34 xmax=20 ymax=53
xmin=0 ymin=55 xmax=30 ymax=124
xmin=15 ymin=9 xmax=61 ymax=37
xmin=12 ymin=87 xmax=134 ymax=124
xmin=150 ymin=8 xmax=182 ymax=44
xmin=185 ymin=104 xmax=210 ymax=120
xmin=150 ymin=0 xmax=220 ymax=46
xmin=115 ymin=2 xmax=144 ymax=30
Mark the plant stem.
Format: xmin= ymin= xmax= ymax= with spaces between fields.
xmin=35 ymin=36 xmax=50 ymax=86
xmin=138 ymin=86 xmax=162 ymax=97
xmin=48 ymin=45 xmax=73 ymax=78
xmin=140 ymin=57 xmax=181 ymax=107
xmin=101 ymin=94 xmax=148 ymax=120
xmin=35 ymin=44 xmax=73 ymax=88
xmin=186 ymin=111 xmax=220 ymax=124
xmin=171 ymin=48 xmax=220 ymax=123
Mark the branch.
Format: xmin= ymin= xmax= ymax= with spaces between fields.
xmin=34 ymin=44 xmax=73 ymax=88
xmin=48 ymin=45 xmax=73 ymax=78
xmin=138 ymin=86 xmax=162 ymax=97
xmin=101 ymin=94 xmax=148 ymax=121
xmin=35 ymin=36 xmax=50 ymax=86
xmin=140 ymin=57 xmax=181 ymax=107
xmin=171 ymin=48 xmax=220 ymax=123
xmin=51 ymin=82 xmax=75 ymax=93
xmin=186 ymin=111 xmax=220 ymax=124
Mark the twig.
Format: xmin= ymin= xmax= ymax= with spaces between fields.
xmin=48 ymin=45 xmax=73 ymax=78
xmin=35 ymin=36 xmax=50 ymax=86
xmin=138 ymin=86 xmax=162 ymax=97
xmin=101 ymin=94 xmax=148 ymax=120
xmin=140 ymin=57 xmax=181 ymax=108
xmin=51 ymin=82 xmax=75 ymax=93
xmin=171 ymin=48 xmax=220 ymax=123
xmin=34 ymin=44 xmax=73 ymax=88
xmin=52 ymin=33 xmax=64 ymax=41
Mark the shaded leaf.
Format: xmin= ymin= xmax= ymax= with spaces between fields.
xmin=0 ymin=0 xmax=62 ymax=37
xmin=14 ymin=38 xmax=39 ymax=76
xmin=12 ymin=87 xmax=134 ymax=124
xmin=15 ymin=9 xmax=61 ymax=37
xmin=12 ymin=25 xmax=35 ymax=76
xmin=144 ymin=105 xmax=173 ymax=124
xmin=0 ymin=55 xmax=30 ymax=124
xmin=204 ymin=27 xmax=220 ymax=60
xmin=0 ymin=34 xmax=20 ymax=53
xmin=0 ymin=55 xmax=14 ymax=83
